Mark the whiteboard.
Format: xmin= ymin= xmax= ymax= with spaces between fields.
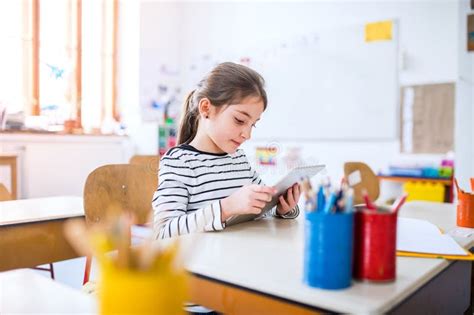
xmin=251 ymin=23 xmax=398 ymax=141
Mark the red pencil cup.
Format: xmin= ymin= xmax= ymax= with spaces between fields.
xmin=457 ymin=190 xmax=474 ymax=228
xmin=353 ymin=206 xmax=397 ymax=282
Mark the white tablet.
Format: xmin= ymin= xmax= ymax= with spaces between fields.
xmin=225 ymin=164 xmax=325 ymax=226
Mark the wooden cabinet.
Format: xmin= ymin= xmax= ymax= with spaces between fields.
xmin=0 ymin=133 xmax=133 ymax=198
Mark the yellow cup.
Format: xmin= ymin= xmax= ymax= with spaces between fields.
xmin=96 ymin=241 xmax=187 ymax=314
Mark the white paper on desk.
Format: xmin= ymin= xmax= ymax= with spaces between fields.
xmin=397 ymin=217 xmax=468 ymax=256
xmin=449 ymin=227 xmax=474 ymax=238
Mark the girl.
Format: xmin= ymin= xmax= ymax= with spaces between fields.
xmin=153 ymin=62 xmax=301 ymax=240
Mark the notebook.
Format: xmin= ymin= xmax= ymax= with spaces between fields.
xmin=397 ymin=217 xmax=474 ymax=260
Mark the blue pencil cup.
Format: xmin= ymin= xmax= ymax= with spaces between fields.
xmin=303 ymin=211 xmax=354 ymax=290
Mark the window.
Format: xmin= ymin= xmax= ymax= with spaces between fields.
xmin=39 ymin=0 xmax=76 ymax=127
xmin=82 ymin=0 xmax=118 ymax=132
xmin=0 ymin=1 xmax=26 ymax=114
xmin=0 ymin=0 xmax=118 ymax=133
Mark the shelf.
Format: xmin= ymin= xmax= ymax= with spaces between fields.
xmin=378 ymin=176 xmax=452 ymax=186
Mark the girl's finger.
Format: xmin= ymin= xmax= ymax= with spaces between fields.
xmin=252 ymin=200 xmax=266 ymax=209
xmin=279 ymin=195 xmax=290 ymax=210
xmin=254 ymin=192 xmax=273 ymax=202
xmin=287 ymin=187 xmax=296 ymax=207
xmin=250 ymin=207 xmax=262 ymax=214
xmin=253 ymin=185 xmax=277 ymax=195
xmin=294 ymin=184 xmax=301 ymax=201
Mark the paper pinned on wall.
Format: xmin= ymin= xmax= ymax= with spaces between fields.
xmin=365 ymin=20 xmax=393 ymax=42
xmin=256 ymin=146 xmax=278 ymax=166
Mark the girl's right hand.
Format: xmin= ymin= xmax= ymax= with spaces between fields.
xmin=220 ymin=185 xmax=277 ymax=222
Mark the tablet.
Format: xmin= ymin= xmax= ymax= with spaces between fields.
xmin=225 ymin=164 xmax=325 ymax=226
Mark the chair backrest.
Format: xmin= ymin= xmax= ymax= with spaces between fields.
xmin=0 ymin=183 xmax=12 ymax=201
xmin=343 ymin=162 xmax=380 ymax=205
xmin=83 ymin=164 xmax=158 ymax=225
xmin=129 ymin=155 xmax=159 ymax=175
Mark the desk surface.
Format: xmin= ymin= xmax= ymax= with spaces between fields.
xmin=0 ymin=269 xmax=95 ymax=313
xmin=184 ymin=201 xmax=471 ymax=314
xmin=0 ymin=196 xmax=85 ymax=271
xmin=0 ymin=196 xmax=84 ymax=226
xmin=0 ymin=200 xmax=469 ymax=314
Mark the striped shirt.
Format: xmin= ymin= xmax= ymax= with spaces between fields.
xmin=152 ymin=144 xmax=299 ymax=239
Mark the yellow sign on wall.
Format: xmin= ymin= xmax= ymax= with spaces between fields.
xmin=365 ymin=21 xmax=393 ymax=42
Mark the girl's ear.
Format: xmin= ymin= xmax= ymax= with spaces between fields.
xmin=198 ymin=98 xmax=211 ymax=119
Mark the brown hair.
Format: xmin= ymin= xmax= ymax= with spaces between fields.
xmin=177 ymin=62 xmax=267 ymax=145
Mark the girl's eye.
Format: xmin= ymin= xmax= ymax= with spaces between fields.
xmin=234 ymin=117 xmax=245 ymax=125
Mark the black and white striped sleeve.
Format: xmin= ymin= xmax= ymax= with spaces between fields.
xmin=250 ymin=167 xmax=263 ymax=185
xmin=152 ymin=164 xmax=225 ymax=239
xmin=273 ymin=204 xmax=300 ymax=219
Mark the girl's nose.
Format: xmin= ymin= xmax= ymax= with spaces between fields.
xmin=241 ymin=127 xmax=251 ymax=140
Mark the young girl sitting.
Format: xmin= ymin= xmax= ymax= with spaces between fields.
xmin=153 ymin=62 xmax=300 ymax=239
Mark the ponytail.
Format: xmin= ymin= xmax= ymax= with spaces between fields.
xmin=177 ymin=90 xmax=199 ymax=145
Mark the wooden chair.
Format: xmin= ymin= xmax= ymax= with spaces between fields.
xmin=129 ymin=154 xmax=159 ymax=174
xmin=343 ymin=162 xmax=380 ymax=205
xmin=0 ymin=183 xmax=55 ymax=279
xmin=82 ymin=164 xmax=158 ymax=284
xmin=0 ymin=183 xmax=12 ymax=201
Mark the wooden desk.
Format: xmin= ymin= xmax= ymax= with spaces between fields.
xmin=0 ymin=198 xmax=474 ymax=314
xmin=378 ymin=175 xmax=454 ymax=202
xmin=0 ymin=154 xmax=17 ymax=199
xmin=0 ymin=196 xmax=84 ymax=271
xmin=0 ymin=269 xmax=95 ymax=313
xmin=183 ymin=201 xmax=472 ymax=314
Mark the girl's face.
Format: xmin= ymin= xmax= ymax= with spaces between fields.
xmin=206 ymin=96 xmax=265 ymax=154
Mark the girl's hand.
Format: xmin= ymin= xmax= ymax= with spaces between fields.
xmin=221 ymin=185 xmax=276 ymax=222
xmin=276 ymin=184 xmax=301 ymax=215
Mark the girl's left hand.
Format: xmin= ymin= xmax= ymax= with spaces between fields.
xmin=276 ymin=184 xmax=301 ymax=215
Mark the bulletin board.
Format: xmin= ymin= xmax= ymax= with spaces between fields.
xmin=400 ymin=83 xmax=455 ymax=154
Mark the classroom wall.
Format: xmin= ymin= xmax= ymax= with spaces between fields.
xmin=137 ymin=1 xmax=459 ymax=193
xmin=117 ymin=0 xmax=144 ymax=154
xmin=176 ymin=1 xmax=458 ymax=84
xmin=455 ymin=0 xmax=474 ymax=190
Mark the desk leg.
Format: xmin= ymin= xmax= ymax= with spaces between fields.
xmin=11 ymin=157 xmax=17 ymax=199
